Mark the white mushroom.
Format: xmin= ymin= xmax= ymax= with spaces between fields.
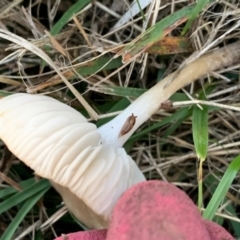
xmin=0 ymin=41 xmax=239 ymax=229
xmin=0 ymin=93 xmax=145 ymax=229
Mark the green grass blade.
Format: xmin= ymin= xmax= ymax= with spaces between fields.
xmin=0 ymin=178 xmax=35 ymax=199
xmin=117 ymin=0 xmax=215 ymax=62
xmin=192 ymin=95 xmax=208 ymax=210
xmin=97 ymin=98 xmax=130 ymax=127
xmin=75 ymin=57 xmax=122 ymax=77
xmin=34 ymin=231 xmax=43 ymax=240
xmin=162 ymin=108 xmax=192 ymax=139
xmin=205 ymin=174 xmax=224 ymax=225
xmin=192 ymin=103 xmax=208 ymax=161
xmin=42 ymin=0 xmax=90 ymax=67
xmin=0 ymin=90 xmax=13 ymax=97
xmin=131 ymin=107 xmax=191 ymax=140
xmin=118 ymin=4 xmax=195 ymax=61
xmin=95 ymin=85 xmax=146 ymax=98
xmin=203 ymin=154 xmax=240 ymax=220
xmin=136 ymin=0 xmax=146 ymax=21
xmin=0 ymin=179 xmax=50 ymax=215
xmin=204 ymin=172 xmax=240 ymax=237
xmin=226 ymin=204 xmax=240 ymax=237
xmin=94 ymin=85 xmax=189 ymax=101
xmin=1 ymin=187 xmax=50 ymax=240
xmin=182 ymin=0 xmax=209 ymax=35
xmin=37 ymin=56 xmax=122 ymax=92
xmin=50 ymin=0 xmax=90 ymax=36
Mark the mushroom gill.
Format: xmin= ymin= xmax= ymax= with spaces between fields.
xmin=0 ymin=93 xmax=145 ymax=229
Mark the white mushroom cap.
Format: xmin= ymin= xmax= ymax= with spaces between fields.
xmin=0 ymin=93 xmax=145 ymax=229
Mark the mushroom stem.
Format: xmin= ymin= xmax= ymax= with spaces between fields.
xmin=98 ymin=41 xmax=240 ymax=147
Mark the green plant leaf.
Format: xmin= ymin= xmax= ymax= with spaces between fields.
xmin=192 ymin=103 xmax=208 ymax=161
xmin=203 ymin=154 xmax=240 ymax=220
xmin=131 ymin=107 xmax=191 ymax=140
xmin=117 ymin=4 xmax=195 ymax=62
xmin=95 ymin=85 xmax=146 ymax=98
xmin=0 ymin=187 xmax=49 ymax=240
xmin=93 ymin=85 xmax=189 ymax=100
xmin=50 ymin=0 xmax=91 ymax=36
xmin=75 ymin=57 xmax=122 ymax=77
xmin=182 ymin=0 xmax=209 ymax=35
xmin=0 ymin=90 xmax=13 ymax=97
xmin=162 ymin=108 xmax=192 ymax=139
xmin=97 ymin=98 xmax=130 ymax=127
xmin=192 ymin=94 xmax=208 ymax=209
xmin=225 ymin=204 xmax=240 ymax=237
xmin=0 ymin=179 xmax=50 ymax=215
xmin=42 ymin=0 xmax=90 ymax=68
xmin=0 ymin=178 xmax=35 ymax=199
xmin=35 ymin=56 xmax=122 ymax=92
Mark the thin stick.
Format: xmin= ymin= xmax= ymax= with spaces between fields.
xmin=173 ymin=100 xmax=240 ymax=112
xmin=0 ymin=29 xmax=99 ymax=121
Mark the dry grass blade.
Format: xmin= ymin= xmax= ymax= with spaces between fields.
xmin=0 ymin=28 xmax=99 ymax=120
xmin=14 ymin=221 xmax=41 ymax=240
xmin=0 ymin=172 xmax=22 ymax=191
xmin=173 ymin=100 xmax=240 ymax=112
xmin=73 ymin=16 xmax=92 ymax=47
xmin=0 ymin=76 xmax=22 ymax=86
xmin=40 ymin=206 xmax=68 ymax=231
xmin=45 ymin=30 xmax=69 ymax=58
xmin=0 ymin=0 xmax=23 ymax=19
xmin=26 ymin=56 xmax=122 ymax=93
xmin=112 ymin=0 xmax=151 ymax=30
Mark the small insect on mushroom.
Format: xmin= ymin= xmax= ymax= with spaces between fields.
xmin=118 ymin=113 xmax=137 ymax=137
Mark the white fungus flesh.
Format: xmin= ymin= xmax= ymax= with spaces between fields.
xmin=0 ymin=93 xmax=145 ymax=229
